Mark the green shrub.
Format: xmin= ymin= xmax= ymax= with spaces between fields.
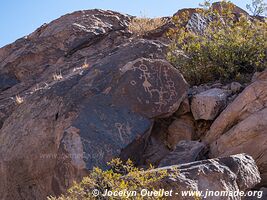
xmin=48 ymin=159 xmax=171 ymax=200
xmin=167 ymin=0 xmax=267 ymax=85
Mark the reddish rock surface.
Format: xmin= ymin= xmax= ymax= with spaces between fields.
xmin=0 ymin=9 xmax=188 ymax=200
xmin=157 ymin=154 xmax=261 ymax=200
xmin=204 ymin=69 xmax=267 ymax=186
xmin=0 ymin=3 xmax=265 ymax=200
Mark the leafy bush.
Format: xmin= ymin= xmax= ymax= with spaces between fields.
xmin=129 ymin=16 xmax=167 ymax=36
xmin=48 ymin=159 xmax=172 ymax=200
xmin=167 ymin=0 xmax=267 ymax=85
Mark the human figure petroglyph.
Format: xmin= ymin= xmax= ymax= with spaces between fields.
xmin=163 ymin=66 xmax=169 ymax=80
xmin=138 ymin=63 xmax=153 ymax=96
xmin=143 ymin=79 xmax=152 ymax=94
xmin=90 ymin=148 xmax=105 ymax=164
xmin=115 ymin=122 xmax=132 ymax=143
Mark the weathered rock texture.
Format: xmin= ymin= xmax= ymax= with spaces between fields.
xmin=0 ymin=9 xmax=188 ymax=200
xmin=191 ymin=88 xmax=228 ymax=120
xmin=167 ymin=114 xmax=195 ymax=147
xmin=205 ymin=69 xmax=267 ymax=185
xmin=157 ymin=154 xmax=261 ymax=200
xmin=158 ymin=140 xmax=207 ymax=167
xmin=0 ymin=3 xmax=264 ymax=200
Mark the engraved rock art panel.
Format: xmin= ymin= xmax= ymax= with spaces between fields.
xmin=115 ymin=58 xmax=188 ymax=118
xmin=73 ymin=95 xmax=152 ymax=169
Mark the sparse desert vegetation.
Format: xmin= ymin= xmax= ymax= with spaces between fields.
xmin=167 ymin=0 xmax=267 ymax=85
xmin=48 ymin=159 xmax=169 ymax=200
xmin=52 ymin=71 xmax=63 ymax=81
xmin=1 ymin=1 xmax=267 ymax=200
xmin=129 ymin=16 xmax=167 ymax=36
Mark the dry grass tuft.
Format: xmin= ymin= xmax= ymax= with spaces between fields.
xmin=129 ymin=17 xmax=167 ymax=36
xmin=52 ymin=71 xmax=63 ymax=81
xmin=15 ymin=95 xmax=24 ymax=104
xmin=82 ymin=60 xmax=89 ymax=69
xmin=73 ymin=59 xmax=89 ymax=72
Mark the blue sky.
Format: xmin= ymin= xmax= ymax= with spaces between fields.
xmin=0 ymin=0 xmax=253 ymax=47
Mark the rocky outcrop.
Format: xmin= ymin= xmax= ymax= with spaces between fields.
xmin=0 ymin=10 xmax=188 ymax=200
xmin=204 ymin=69 xmax=267 ymax=185
xmin=157 ymin=154 xmax=261 ymax=200
xmin=123 ymin=79 xmax=244 ymax=168
xmin=0 ymin=3 xmax=265 ymax=200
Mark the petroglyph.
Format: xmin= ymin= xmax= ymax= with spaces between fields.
xmin=121 ymin=58 xmax=178 ymax=113
xmin=130 ymin=80 xmax=136 ymax=86
xmin=81 ymin=138 xmax=105 ymax=165
xmin=115 ymin=122 xmax=132 ymax=143
xmin=62 ymin=127 xmax=86 ymax=169
xmin=143 ymin=79 xmax=152 ymax=94
xmin=102 ymin=86 xmax=112 ymax=95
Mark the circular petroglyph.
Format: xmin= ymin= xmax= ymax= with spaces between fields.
xmin=130 ymin=80 xmax=136 ymax=85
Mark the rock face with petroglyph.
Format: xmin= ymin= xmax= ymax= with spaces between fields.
xmin=0 ymin=9 xmax=188 ymax=200
xmin=0 ymin=3 xmax=264 ymax=200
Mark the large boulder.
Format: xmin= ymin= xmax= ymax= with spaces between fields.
xmin=0 ymin=10 xmax=188 ymax=200
xmin=191 ymin=88 xmax=228 ymax=120
xmin=156 ymin=154 xmax=261 ymax=200
xmin=204 ymin=69 xmax=267 ymax=185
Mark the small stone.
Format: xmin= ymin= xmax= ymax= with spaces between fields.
xmin=230 ymin=82 xmax=242 ymax=93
